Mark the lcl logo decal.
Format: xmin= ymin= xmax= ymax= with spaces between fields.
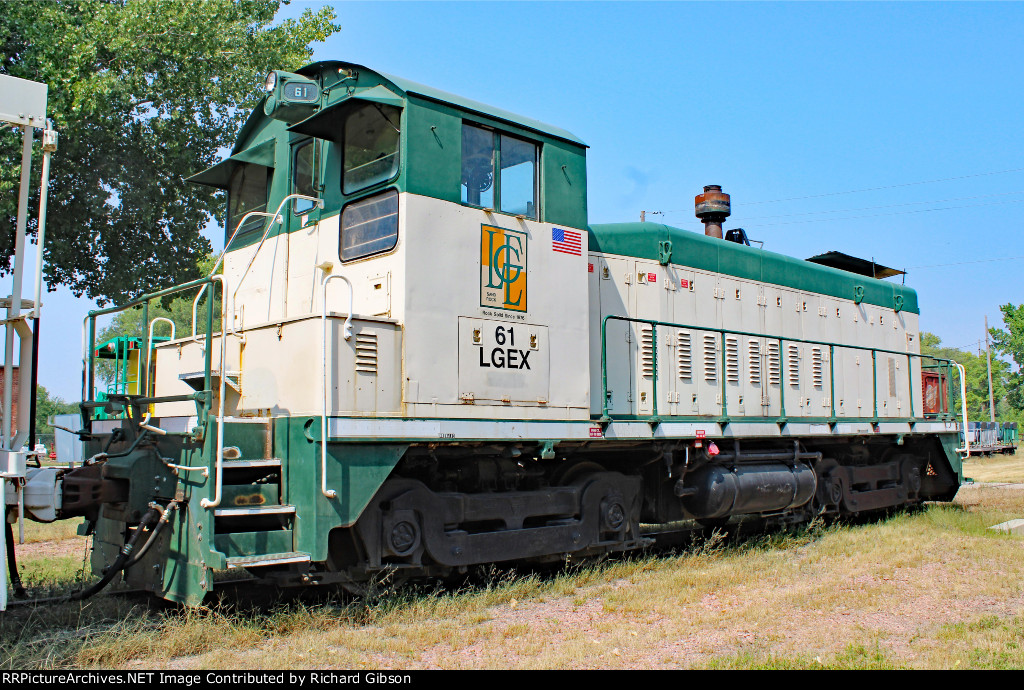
xmin=480 ymin=224 xmax=527 ymax=313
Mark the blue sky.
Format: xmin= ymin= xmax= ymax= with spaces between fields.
xmin=30 ymin=1 xmax=1024 ymax=400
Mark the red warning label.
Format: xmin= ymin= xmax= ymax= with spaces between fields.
xmin=589 ymin=426 xmax=603 ymax=438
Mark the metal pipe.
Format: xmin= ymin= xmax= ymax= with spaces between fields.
xmin=148 ymin=317 xmax=175 ymax=344
xmin=3 ymin=126 xmax=33 ymax=450
xmin=31 ymin=126 xmax=56 ymax=321
xmin=320 ymin=272 xmax=353 ymax=500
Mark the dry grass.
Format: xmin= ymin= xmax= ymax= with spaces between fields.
xmin=965 ymin=448 xmax=1024 ymax=484
xmin=3 ymin=483 xmax=1023 ymax=670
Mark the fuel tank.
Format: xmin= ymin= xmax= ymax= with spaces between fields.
xmin=679 ymin=462 xmax=817 ymax=519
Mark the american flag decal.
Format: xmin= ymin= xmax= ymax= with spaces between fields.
xmin=552 ymin=227 xmax=582 ymax=256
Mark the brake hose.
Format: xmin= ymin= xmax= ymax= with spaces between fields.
xmin=123 ymin=501 xmax=180 ymax=569
xmin=5 ymin=522 xmax=26 ymax=598
xmin=68 ymin=505 xmax=161 ymax=601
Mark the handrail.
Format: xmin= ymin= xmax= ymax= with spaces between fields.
xmin=190 ymin=209 xmax=278 ymax=344
xmin=953 ymin=361 xmax=970 ymax=456
xmin=200 ymin=275 xmax=228 ymax=510
xmin=148 ymin=317 xmax=175 ymax=344
xmin=320 ymin=272 xmax=354 ymax=500
xmin=82 ymin=274 xmax=221 ymax=403
xmin=599 ymin=314 xmax=962 ymax=426
xmin=229 ymin=194 xmax=323 ymax=334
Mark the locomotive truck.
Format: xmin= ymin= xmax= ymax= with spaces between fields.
xmin=12 ymin=61 xmax=966 ymax=606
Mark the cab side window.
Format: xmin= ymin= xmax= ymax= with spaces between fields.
xmin=293 ymin=140 xmax=318 ymax=214
xmin=461 ymin=123 xmax=538 ymax=220
xmin=343 ymin=102 xmax=401 ymax=194
xmin=227 ymin=164 xmax=270 ymax=243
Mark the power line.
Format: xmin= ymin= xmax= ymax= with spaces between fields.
xmin=649 ymin=166 xmax=1024 ymax=214
xmin=660 ymin=189 xmax=1024 ymax=221
xmin=743 ymin=167 xmax=1024 ymax=206
xmin=743 ymin=197 xmax=1024 ymax=229
xmin=906 ymin=255 xmax=1024 ymax=270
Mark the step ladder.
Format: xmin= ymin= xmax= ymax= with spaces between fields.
xmin=209 ymin=421 xmax=310 ymax=570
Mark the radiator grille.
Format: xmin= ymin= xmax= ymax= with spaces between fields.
xmin=812 ymin=347 xmax=823 ymax=388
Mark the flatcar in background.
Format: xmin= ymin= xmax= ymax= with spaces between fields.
xmin=962 ymin=421 xmax=1018 ymax=456
xmin=9 ymin=61 xmax=969 ymax=605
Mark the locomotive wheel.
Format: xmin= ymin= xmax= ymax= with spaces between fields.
xmin=812 ymin=458 xmax=843 ymax=513
xmin=550 ymin=460 xmax=605 ymax=486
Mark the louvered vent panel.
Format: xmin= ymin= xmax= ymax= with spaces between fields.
xmin=725 ymin=336 xmax=740 ymax=383
xmin=787 ymin=344 xmax=800 ymax=386
xmin=703 ymin=334 xmax=718 ymax=382
xmin=767 ymin=342 xmax=781 ymax=385
xmin=748 ymin=340 xmax=761 ymax=386
xmin=640 ymin=325 xmax=654 ymax=378
xmin=355 ymin=333 xmax=379 ymax=373
xmin=812 ymin=347 xmax=823 ymax=388
xmin=677 ymin=330 xmax=692 ymax=380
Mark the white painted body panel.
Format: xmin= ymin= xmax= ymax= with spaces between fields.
xmin=588 ymin=250 xmax=922 ymax=423
xmin=150 ymin=187 xmax=926 ymax=434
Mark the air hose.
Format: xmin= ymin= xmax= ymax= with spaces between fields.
xmin=5 ymin=522 xmax=26 ymax=598
xmin=124 ymin=501 xmax=179 ymax=569
xmin=68 ymin=504 xmax=161 ymax=601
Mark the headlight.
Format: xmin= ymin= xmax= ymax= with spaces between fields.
xmin=264 ymin=71 xmax=277 ymax=93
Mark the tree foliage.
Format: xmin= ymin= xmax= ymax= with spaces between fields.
xmin=990 ymin=303 xmax=1024 ymax=415
xmin=35 ymin=384 xmax=78 ymax=435
xmin=1 ymin=0 xmax=339 ymax=305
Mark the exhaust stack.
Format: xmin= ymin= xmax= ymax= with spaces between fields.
xmin=695 ymin=185 xmax=731 ymax=239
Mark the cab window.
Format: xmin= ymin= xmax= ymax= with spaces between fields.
xmin=293 ymin=140 xmax=318 ymax=215
xmin=227 ymin=164 xmax=270 ymax=243
xmin=461 ymin=123 xmax=538 ymax=220
xmin=341 ymin=189 xmax=398 ymax=261
xmin=343 ymin=102 xmax=401 ymax=194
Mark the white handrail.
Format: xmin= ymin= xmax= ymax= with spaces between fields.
xmin=148 ymin=317 xmax=175 ymax=344
xmin=229 ymin=194 xmax=323 ymax=334
xmin=320 ymin=272 xmax=353 ymax=500
xmin=191 ymin=209 xmax=278 ymax=344
xmin=200 ymin=275 xmax=228 ymax=510
xmin=953 ymin=361 xmax=970 ymax=457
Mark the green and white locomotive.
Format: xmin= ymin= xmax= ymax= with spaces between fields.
xmin=50 ymin=61 xmax=964 ymax=605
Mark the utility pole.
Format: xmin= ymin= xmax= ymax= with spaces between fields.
xmin=985 ymin=316 xmax=996 ymax=423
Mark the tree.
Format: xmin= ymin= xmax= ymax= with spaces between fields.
xmin=35 ymin=384 xmax=78 ymax=435
xmin=990 ymin=304 xmax=1024 ymax=417
xmin=1 ymin=0 xmax=339 ymax=305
